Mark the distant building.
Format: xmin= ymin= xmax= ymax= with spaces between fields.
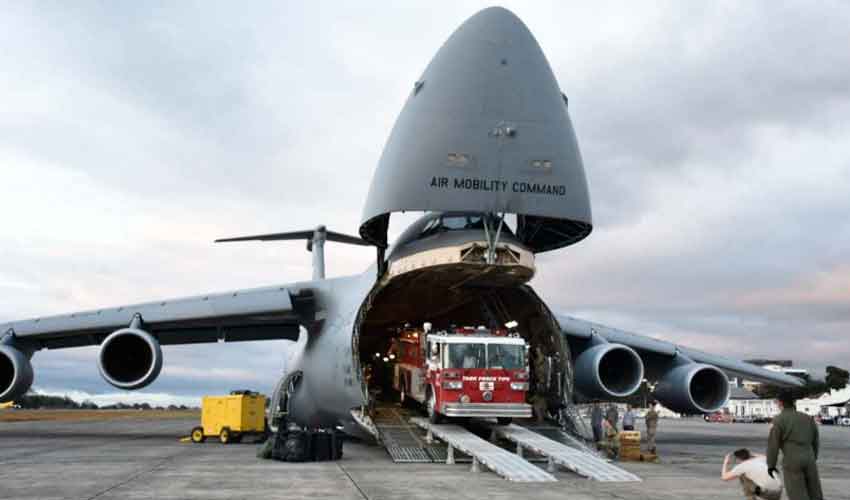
xmin=797 ymin=387 xmax=850 ymax=418
xmin=725 ymin=387 xmax=779 ymax=418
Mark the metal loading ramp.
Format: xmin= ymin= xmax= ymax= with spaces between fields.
xmin=493 ymin=424 xmax=641 ymax=482
xmin=373 ymin=407 xmax=442 ymax=463
xmin=410 ymin=418 xmax=556 ymax=482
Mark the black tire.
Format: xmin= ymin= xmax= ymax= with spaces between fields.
xmin=497 ymin=417 xmax=513 ymax=426
xmin=219 ymin=427 xmax=232 ymax=444
xmin=190 ymin=426 xmax=206 ymax=443
xmin=427 ymin=389 xmax=442 ymax=424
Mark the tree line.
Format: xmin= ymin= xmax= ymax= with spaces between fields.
xmin=14 ymin=393 xmax=194 ymax=411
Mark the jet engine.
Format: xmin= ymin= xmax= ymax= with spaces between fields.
xmin=574 ymin=343 xmax=644 ymax=399
xmin=653 ymin=363 xmax=730 ymax=414
xmin=0 ymin=344 xmax=34 ymax=402
xmin=98 ymin=328 xmax=162 ymax=390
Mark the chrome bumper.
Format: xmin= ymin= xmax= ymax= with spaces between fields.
xmin=442 ymin=402 xmax=532 ymax=418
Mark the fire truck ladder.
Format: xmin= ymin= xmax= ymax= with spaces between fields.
xmin=411 ymin=418 xmax=557 ymax=482
xmin=492 ymin=424 xmax=641 ymax=482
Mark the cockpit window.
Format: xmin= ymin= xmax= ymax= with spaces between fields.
xmin=420 ymin=215 xmax=488 ymax=238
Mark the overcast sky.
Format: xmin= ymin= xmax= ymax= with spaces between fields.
xmin=1 ymin=1 xmax=848 ymax=405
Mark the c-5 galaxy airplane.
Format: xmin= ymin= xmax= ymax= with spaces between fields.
xmin=0 ymin=8 xmax=801 ymax=434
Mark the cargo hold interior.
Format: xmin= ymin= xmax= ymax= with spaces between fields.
xmin=352 ymin=276 xmax=571 ymax=412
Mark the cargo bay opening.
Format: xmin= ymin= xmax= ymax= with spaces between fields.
xmin=353 ymin=277 xmax=571 ymax=422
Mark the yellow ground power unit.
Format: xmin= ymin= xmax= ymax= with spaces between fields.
xmin=190 ymin=391 xmax=267 ymax=444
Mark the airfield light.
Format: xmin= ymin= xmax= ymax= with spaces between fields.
xmin=389 ymin=354 xmax=396 ymax=360
xmin=382 ymin=357 xmax=389 ymax=363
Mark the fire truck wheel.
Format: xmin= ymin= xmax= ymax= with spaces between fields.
xmin=427 ymin=390 xmax=442 ymax=424
xmin=497 ymin=417 xmax=513 ymax=426
xmin=219 ymin=427 xmax=232 ymax=444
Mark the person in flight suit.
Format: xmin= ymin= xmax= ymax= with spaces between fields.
xmin=767 ymin=391 xmax=823 ymax=500
xmin=591 ymin=403 xmax=603 ymax=444
xmin=599 ymin=414 xmax=620 ymax=460
xmin=644 ymin=402 xmax=659 ymax=454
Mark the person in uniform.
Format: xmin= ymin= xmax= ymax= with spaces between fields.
xmin=622 ymin=405 xmax=636 ymax=431
xmin=644 ymin=402 xmax=659 ymax=454
xmin=591 ymin=403 xmax=603 ymax=444
xmin=606 ymin=404 xmax=619 ymax=430
xmin=767 ymin=392 xmax=823 ymax=500
xmin=599 ymin=414 xmax=620 ymax=460
xmin=721 ymin=448 xmax=783 ymax=500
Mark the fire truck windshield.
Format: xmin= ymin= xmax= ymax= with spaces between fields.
xmin=447 ymin=343 xmax=486 ymax=369
xmin=487 ymin=344 xmax=524 ymax=370
xmin=445 ymin=343 xmax=524 ymax=370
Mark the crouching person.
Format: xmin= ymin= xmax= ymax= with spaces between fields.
xmin=722 ymin=448 xmax=783 ymax=500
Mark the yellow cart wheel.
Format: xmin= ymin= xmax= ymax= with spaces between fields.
xmin=219 ymin=427 xmax=232 ymax=444
xmin=191 ymin=426 xmax=206 ymax=443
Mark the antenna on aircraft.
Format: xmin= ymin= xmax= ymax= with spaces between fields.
xmin=215 ymin=226 xmax=372 ymax=280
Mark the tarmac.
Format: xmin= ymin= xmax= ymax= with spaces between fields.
xmin=1 ymin=416 xmax=848 ymax=500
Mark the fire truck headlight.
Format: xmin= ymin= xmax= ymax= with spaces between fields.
xmin=460 ymin=394 xmax=471 ymax=404
xmin=513 ymin=372 xmax=529 ymax=381
xmin=442 ymin=380 xmax=463 ymax=390
xmin=510 ymin=382 xmax=529 ymax=391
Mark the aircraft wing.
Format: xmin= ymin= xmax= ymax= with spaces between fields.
xmin=1 ymin=283 xmax=317 ymax=350
xmin=557 ymin=314 xmax=804 ymax=388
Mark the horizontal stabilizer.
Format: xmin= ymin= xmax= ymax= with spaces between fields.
xmin=215 ymin=227 xmax=372 ymax=246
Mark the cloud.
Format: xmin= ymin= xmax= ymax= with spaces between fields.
xmin=2 ymin=1 xmax=849 ymax=401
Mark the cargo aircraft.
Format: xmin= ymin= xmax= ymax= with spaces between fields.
xmin=0 ymin=8 xmax=802 ymax=435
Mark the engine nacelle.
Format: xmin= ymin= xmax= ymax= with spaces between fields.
xmin=98 ymin=328 xmax=162 ymax=390
xmin=0 ymin=344 xmax=34 ymax=402
xmin=574 ymin=343 xmax=644 ymax=399
xmin=653 ymin=363 xmax=730 ymax=414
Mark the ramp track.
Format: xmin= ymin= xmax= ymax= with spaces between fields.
xmin=411 ymin=417 xmax=556 ymax=482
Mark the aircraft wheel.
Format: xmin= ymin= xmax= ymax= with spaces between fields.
xmin=191 ymin=427 xmax=206 ymax=443
xmin=219 ymin=427 xmax=232 ymax=444
xmin=497 ymin=417 xmax=513 ymax=426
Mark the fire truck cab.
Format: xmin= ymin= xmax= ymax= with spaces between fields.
xmin=393 ymin=324 xmax=532 ymax=424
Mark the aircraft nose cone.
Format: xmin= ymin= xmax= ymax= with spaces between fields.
xmin=418 ymin=7 xmax=561 ymax=122
xmin=360 ymin=7 xmax=592 ymax=252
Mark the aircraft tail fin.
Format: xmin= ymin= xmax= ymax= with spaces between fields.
xmin=215 ymin=226 xmax=372 ymax=247
xmin=216 ymin=226 xmax=373 ymax=280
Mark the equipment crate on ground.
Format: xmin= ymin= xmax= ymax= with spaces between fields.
xmin=190 ymin=391 xmax=267 ymax=444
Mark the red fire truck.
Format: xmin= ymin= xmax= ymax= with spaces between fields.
xmin=393 ymin=324 xmax=532 ymax=424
